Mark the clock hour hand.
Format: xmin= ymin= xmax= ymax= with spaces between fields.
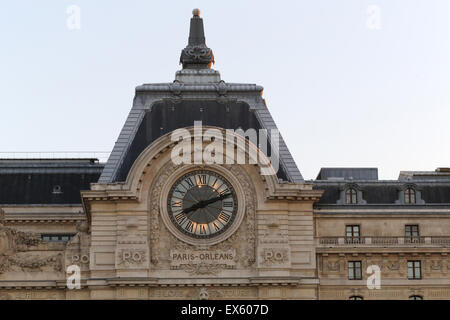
xmin=182 ymin=202 xmax=201 ymax=215
xmin=181 ymin=192 xmax=232 ymax=215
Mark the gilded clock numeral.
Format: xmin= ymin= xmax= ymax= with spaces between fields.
xmin=172 ymin=200 xmax=182 ymax=207
xmin=219 ymin=187 xmax=230 ymax=196
xmin=174 ymin=213 xmax=187 ymax=224
xmin=185 ymin=220 xmax=194 ymax=232
xmin=218 ymin=211 xmax=231 ymax=223
xmin=197 ymin=174 xmax=207 ymax=185
xmin=199 ymin=224 xmax=207 ymax=234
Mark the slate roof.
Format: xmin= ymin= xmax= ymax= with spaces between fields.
xmin=313 ymin=180 xmax=450 ymax=205
xmin=316 ymin=168 xmax=378 ymax=181
xmin=0 ymin=159 xmax=104 ymax=205
xmin=98 ymin=11 xmax=303 ymax=184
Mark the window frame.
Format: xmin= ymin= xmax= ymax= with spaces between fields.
xmin=345 ymin=225 xmax=361 ymax=244
xmin=345 ymin=188 xmax=358 ymax=204
xmin=405 ymin=225 xmax=420 ymax=243
xmin=404 ymin=188 xmax=416 ymax=204
xmin=407 ymin=260 xmax=422 ymax=280
xmin=348 ymin=261 xmax=363 ymax=280
xmin=41 ymin=234 xmax=74 ymax=243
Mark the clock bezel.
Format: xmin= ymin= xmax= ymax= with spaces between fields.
xmin=160 ymin=165 xmax=245 ymax=246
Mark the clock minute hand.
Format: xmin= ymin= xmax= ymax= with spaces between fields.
xmin=182 ymin=193 xmax=232 ymax=215
xmin=202 ymin=192 xmax=232 ymax=206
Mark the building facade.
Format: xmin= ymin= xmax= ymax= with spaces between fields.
xmin=0 ymin=10 xmax=449 ymax=300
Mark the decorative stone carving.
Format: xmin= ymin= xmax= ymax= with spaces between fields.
xmin=226 ymin=164 xmax=257 ymax=267
xmin=148 ymin=161 xmax=257 ymax=270
xmin=385 ymin=260 xmax=400 ymax=271
xmin=0 ymin=221 xmax=64 ymax=274
xmin=0 ymin=252 xmax=63 ymax=274
xmin=327 ymin=260 xmax=341 ymax=272
xmin=199 ymin=288 xmax=209 ymax=300
xmin=0 ymin=225 xmax=43 ymax=257
xmin=258 ymin=247 xmax=290 ymax=267
xmin=148 ymin=287 xmax=258 ymax=300
xmin=429 ymin=260 xmax=442 ymax=272
xmin=65 ymin=221 xmax=91 ymax=271
xmin=149 ymin=161 xmax=182 ymax=265
xmin=116 ymin=249 xmax=147 ymax=267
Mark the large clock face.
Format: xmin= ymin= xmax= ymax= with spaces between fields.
xmin=167 ymin=170 xmax=238 ymax=239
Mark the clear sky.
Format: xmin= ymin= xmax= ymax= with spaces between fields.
xmin=0 ymin=1 xmax=449 ymax=180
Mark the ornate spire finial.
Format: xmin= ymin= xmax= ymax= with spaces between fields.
xmin=180 ymin=8 xmax=214 ymax=69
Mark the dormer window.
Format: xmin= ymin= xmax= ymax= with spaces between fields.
xmin=52 ymin=185 xmax=63 ymax=194
xmin=346 ymin=188 xmax=358 ymax=204
xmin=404 ymin=188 xmax=416 ymax=204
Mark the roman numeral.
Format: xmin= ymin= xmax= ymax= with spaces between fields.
xmin=174 ymin=213 xmax=187 ymax=225
xmin=197 ymin=174 xmax=207 ymax=185
xmin=212 ymin=222 xmax=221 ymax=232
xmin=184 ymin=178 xmax=194 ymax=188
xmin=199 ymin=224 xmax=207 ymax=235
xmin=218 ymin=212 xmax=231 ymax=223
xmin=175 ymin=189 xmax=185 ymax=196
xmin=184 ymin=220 xmax=194 ymax=233
xmin=172 ymin=200 xmax=182 ymax=207
xmin=210 ymin=178 xmax=218 ymax=188
xmin=223 ymin=200 xmax=233 ymax=207
xmin=219 ymin=187 xmax=230 ymax=195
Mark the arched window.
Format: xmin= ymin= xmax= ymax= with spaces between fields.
xmin=349 ymin=295 xmax=363 ymax=300
xmin=409 ymin=295 xmax=423 ymax=300
xmin=346 ymin=188 xmax=357 ymax=204
xmin=404 ymin=188 xmax=416 ymax=204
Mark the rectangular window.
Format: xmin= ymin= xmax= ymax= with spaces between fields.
xmin=41 ymin=234 xmax=74 ymax=243
xmin=408 ymin=261 xmax=421 ymax=279
xmin=405 ymin=225 xmax=420 ymax=243
xmin=348 ymin=261 xmax=362 ymax=280
xmin=345 ymin=225 xmax=361 ymax=243
xmin=346 ymin=225 xmax=360 ymax=237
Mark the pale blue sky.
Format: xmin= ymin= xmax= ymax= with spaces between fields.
xmin=0 ymin=1 xmax=449 ymax=180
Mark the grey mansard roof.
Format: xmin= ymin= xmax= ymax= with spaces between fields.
xmin=98 ymin=11 xmax=303 ymax=184
xmin=313 ymin=167 xmax=450 ymax=206
xmin=0 ymin=159 xmax=103 ymax=205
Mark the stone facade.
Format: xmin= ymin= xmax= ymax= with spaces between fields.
xmin=0 ymin=10 xmax=449 ymax=300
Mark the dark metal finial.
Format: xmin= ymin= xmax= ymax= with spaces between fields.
xmin=179 ymin=9 xmax=214 ymax=69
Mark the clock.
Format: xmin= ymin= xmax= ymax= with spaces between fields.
xmin=167 ymin=169 xmax=238 ymax=239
